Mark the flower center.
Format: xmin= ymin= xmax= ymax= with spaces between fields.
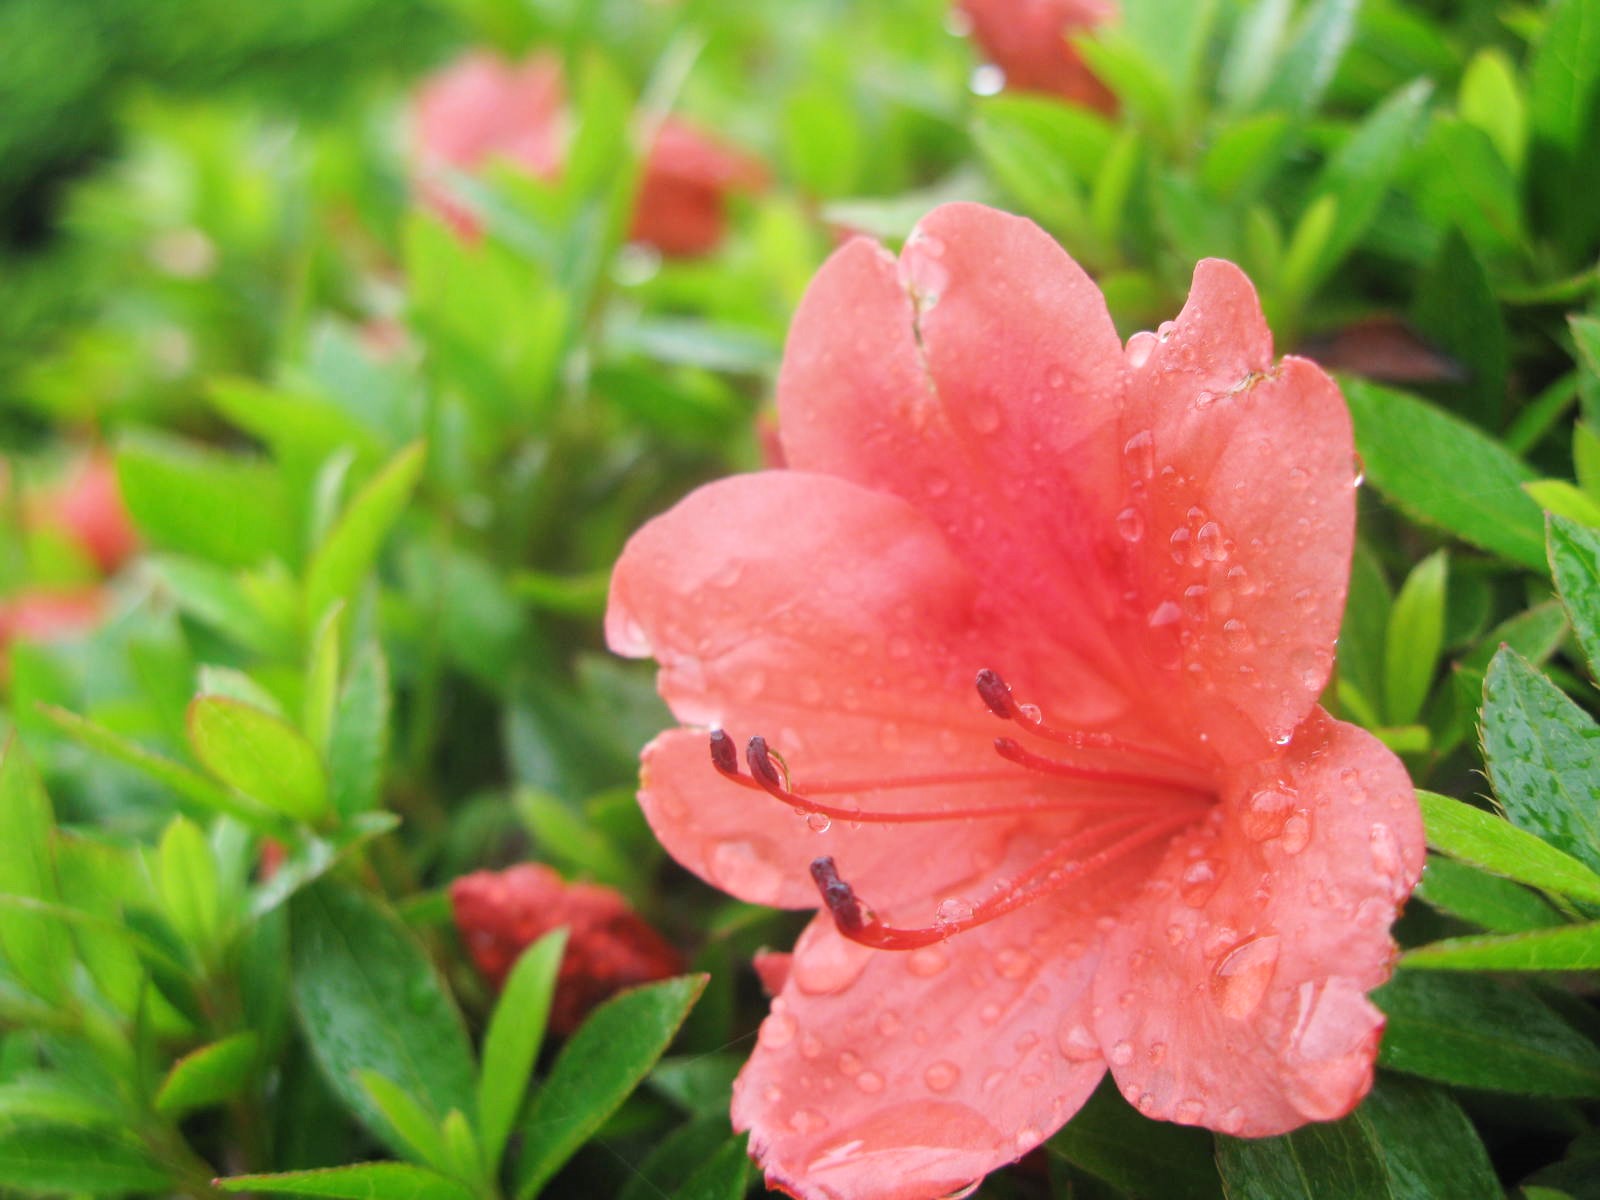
xmin=708 ymin=669 xmax=1215 ymax=949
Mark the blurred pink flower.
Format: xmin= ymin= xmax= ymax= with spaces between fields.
xmin=607 ymin=203 xmax=1422 ymax=1199
xmin=35 ymin=453 xmax=139 ymax=575
xmin=958 ymin=0 xmax=1118 ymax=111
xmin=451 ymin=863 xmax=683 ymax=1034
xmin=0 ymin=591 xmax=105 ymax=670
xmin=412 ymin=52 xmax=765 ymax=256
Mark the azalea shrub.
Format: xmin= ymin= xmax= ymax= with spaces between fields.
xmin=2 ymin=2 xmax=1600 ymax=1199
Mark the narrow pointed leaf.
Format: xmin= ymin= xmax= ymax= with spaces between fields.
xmin=1417 ymin=790 xmax=1600 ymax=904
xmin=1548 ymin=514 xmax=1600 ymax=679
xmin=189 ymin=695 xmax=330 ymax=824
xmin=478 ymin=929 xmax=567 ymax=1171
xmin=0 ymin=738 xmax=69 ymax=1001
xmin=156 ymin=1032 xmax=260 ymax=1118
xmin=218 ymin=1163 xmax=476 ymax=1199
xmin=305 ymin=442 xmax=426 ymax=626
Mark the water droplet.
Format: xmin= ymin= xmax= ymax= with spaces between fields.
xmin=1157 ymin=321 xmax=1177 ymax=343
xmin=1351 ymin=453 xmax=1366 ymax=487
xmin=789 ymin=1107 xmax=828 ymax=1133
xmin=1179 ymin=858 xmax=1223 ymax=906
xmin=1220 ymin=1106 xmax=1246 ymax=1134
xmin=995 ymin=947 xmax=1033 ymax=980
xmin=969 ymin=63 xmax=1005 ymax=95
xmin=1165 ymin=923 xmax=1188 ymax=947
xmin=907 ymin=946 xmax=950 ymax=977
xmin=980 ymin=1003 xmax=1002 ymax=1024
xmin=1175 ymin=1098 xmax=1206 ymax=1124
xmin=1148 ymin=1042 xmax=1168 ymax=1064
xmin=1047 ymin=366 xmax=1067 ymax=389
xmin=936 ymin=898 xmax=974 ymax=926
xmin=806 ymin=812 xmax=832 ymax=833
xmin=1370 ymin=823 xmax=1403 ymax=889
xmin=1196 ymin=521 xmax=1229 ymax=562
xmin=759 ymin=1012 xmax=797 ymax=1048
xmin=1291 ymin=646 xmax=1325 ymax=690
xmin=1116 ymin=507 xmax=1145 ymax=542
xmin=1279 ymin=810 xmax=1313 ymax=855
xmin=1169 ymin=527 xmax=1192 ymax=563
xmin=1241 ymin=786 xmax=1295 ymax=841
xmin=1211 ymin=933 xmax=1282 ymax=1020
xmin=1058 ymin=1021 xmax=1100 ymax=1061
xmin=970 ymin=403 xmax=1001 ymax=434
xmin=1108 ymin=1041 xmax=1135 ymax=1066
xmin=1016 ymin=1126 xmax=1042 ymax=1151
xmin=1148 ymin=600 xmax=1183 ymax=629
xmin=793 ymin=925 xmax=875 ymax=994
xmin=1223 ymin=618 xmax=1253 ymax=651
xmin=1226 ymin=563 xmax=1255 ymax=595
xmin=939 ymin=1184 xmax=981 ymax=1200
xmin=1294 ymin=587 xmax=1317 ymax=614
xmin=800 ymin=1034 xmax=822 ymax=1059
xmin=925 ymin=1061 xmax=961 ymax=1092
xmin=1123 ymin=430 xmax=1155 ymax=479
xmin=876 ymin=1010 xmax=903 ymax=1037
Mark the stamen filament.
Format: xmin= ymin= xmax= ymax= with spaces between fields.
xmin=992 ymin=737 xmax=1211 ymax=800
xmin=812 ymin=811 xmax=1198 ymax=950
xmin=975 ymin=668 xmax=1195 ymax=771
xmin=717 ymin=733 xmax=1195 ymax=825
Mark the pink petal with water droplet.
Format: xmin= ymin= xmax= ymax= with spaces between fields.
xmin=1090 ymin=712 xmax=1422 ymax=1135
xmin=736 ymin=902 xmax=1105 ymax=1200
xmin=957 ymin=0 xmax=1119 ymax=111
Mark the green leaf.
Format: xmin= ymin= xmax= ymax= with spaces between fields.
xmin=1526 ymin=480 xmax=1600 ymax=526
xmin=291 ymin=881 xmax=477 ymax=1157
xmin=326 ymin=638 xmax=390 ymax=818
xmin=513 ymin=975 xmax=707 ymax=1200
xmin=1415 ymin=855 xmax=1563 ymax=933
xmin=157 ymin=816 xmax=222 ymax=954
xmin=1528 ymin=0 xmax=1600 ymax=154
xmin=672 ymin=1135 xmax=751 ymax=1200
xmin=116 ymin=432 xmax=296 ymax=568
xmin=1411 ymin=231 xmax=1508 ymax=430
xmin=515 ymin=790 xmax=636 ymax=893
xmin=1046 ymin=1078 xmax=1221 ymax=1199
xmin=304 ymin=442 xmax=426 ymax=627
xmin=0 ymin=1125 xmax=171 ymax=1194
xmin=218 ymin=1163 xmax=476 ymax=1199
xmin=189 ymin=695 xmax=330 ymax=825
xmin=1374 ymin=972 xmax=1600 ymax=1096
xmin=1384 ymin=550 xmax=1447 ymax=725
xmin=1418 ymin=790 xmax=1600 ymax=904
xmin=1120 ymin=0 xmax=1220 ymax=108
xmin=358 ymin=1071 xmax=452 ymax=1171
xmin=305 ymin=605 xmax=342 ymax=756
xmin=1481 ymin=648 xmax=1600 ymax=875
xmin=1256 ymin=0 xmax=1360 ymax=115
xmin=1218 ymin=0 xmax=1291 ymax=111
xmin=1344 ymin=380 xmax=1545 ymax=568
xmin=1218 ymin=1074 xmax=1495 ymax=1200
xmin=618 ymin=1117 xmax=736 ymax=1200
xmin=1200 ymin=113 xmax=1292 ymax=196
xmin=650 ymin=1055 xmax=743 ymax=1118
xmin=1460 ymin=48 xmax=1528 ymax=173
xmin=155 ymin=1032 xmax=260 ymax=1118
xmin=147 ymin=554 xmax=288 ymax=656
xmin=1548 ymin=514 xmax=1600 ymax=679
xmin=1404 ymin=923 xmax=1600 ymax=971
xmin=0 ymin=737 xmax=69 ymax=1001
xmin=36 ymin=704 xmax=273 ymax=829
xmin=478 ymin=929 xmax=567 ymax=1171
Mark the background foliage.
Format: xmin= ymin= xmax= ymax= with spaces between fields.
xmin=3 ymin=0 xmax=1600 ymax=1196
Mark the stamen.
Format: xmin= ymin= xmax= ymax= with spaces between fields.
xmin=734 ymin=734 xmax=1191 ymax=825
xmin=811 ymin=812 xmax=1196 ymax=950
xmin=975 ymin=668 xmax=1194 ymax=770
xmin=709 ymin=728 xmax=740 ymax=775
xmin=993 ymin=737 xmax=1210 ymax=800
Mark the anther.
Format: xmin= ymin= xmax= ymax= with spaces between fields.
xmin=746 ymin=735 xmax=788 ymax=793
xmin=974 ymin=668 xmax=1016 ymax=719
xmin=810 ymin=857 xmax=868 ymax=934
xmin=709 ymin=729 xmax=740 ymax=776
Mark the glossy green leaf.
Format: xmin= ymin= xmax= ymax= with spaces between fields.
xmin=1459 ymin=48 xmax=1527 ymax=173
xmin=618 ymin=1116 xmax=736 ymax=1200
xmin=1481 ymin=648 xmax=1600 ymax=874
xmin=1256 ymin=0 xmax=1359 ymax=115
xmin=1528 ymin=0 xmax=1600 ymax=154
xmin=304 ymin=441 xmax=426 ymax=627
xmin=37 ymin=704 xmax=274 ymax=828
xmin=156 ymin=1032 xmax=260 ymax=1117
xmin=513 ymin=974 xmax=706 ymax=1200
xmin=1548 ymin=514 xmax=1600 ymax=679
xmin=157 ymin=815 xmax=222 ymax=953
xmin=328 ymin=639 xmax=390 ymax=817
xmin=1218 ymin=0 xmax=1291 ymax=111
xmin=479 ymin=929 xmax=567 ymax=1171
xmin=0 ymin=1125 xmax=170 ymax=1194
xmin=190 ymin=695 xmax=330 ymax=824
xmin=305 ymin=605 xmax=342 ymax=755
xmin=1374 ymin=972 xmax=1600 ymax=1096
xmin=1415 ymin=855 xmax=1563 ymax=933
xmin=1412 ymin=231 xmax=1507 ymax=429
xmin=116 ymin=431 xmax=296 ymax=568
xmin=1404 ymin=923 xmax=1600 ymax=971
xmin=1344 ymin=380 xmax=1545 ymax=568
xmin=0 ymin=737 xmax=68 ymax=1001
xmin=290 ymin=881 xmax=477 ymax=1156
xmin=219 ymin=1163 xmax=476 ymax=1199
xmin=1418 ymin=790 xmax=1600 ymax=904
xmin=672 ymin=1134 xmax=751 ymax=1200
xmin=1384 ymin=550 xmax=1447 ymax=725
xmin=1046 ymin=1078 xmax=1221 ymax=1199
xmin=358 ymin=1071 xmax=452 ymax=1171
xmin=1526 ymin=480 xmax=1600 ymax=526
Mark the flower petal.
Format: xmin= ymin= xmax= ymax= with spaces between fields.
xmin=735 ymin=903 xmax=1106 ymax=1200
xmin=609 ymin=471 xmax=1063 ymax=907
xmin=776 ymin=204 xmax=1137 ymax=719
xmin=1090 ymin=711 xmax=1422 ymax=1136
xmin=1118 ymin=261 xmax=1358 ymax=757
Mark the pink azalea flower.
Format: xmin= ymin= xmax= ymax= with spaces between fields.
xmin=411 ymin=52 xmax=765 ymax=256
xmin=37 ymin=453 xmax=139 ymax=575
xmin=606 ymin=203 xmax=1423 ymax=1200
xmin=957 ymin=0 xmax=1118 ymax=111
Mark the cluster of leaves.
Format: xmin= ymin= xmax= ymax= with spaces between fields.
xmin=2 ymin=0 xmax=1600 ymax=1198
